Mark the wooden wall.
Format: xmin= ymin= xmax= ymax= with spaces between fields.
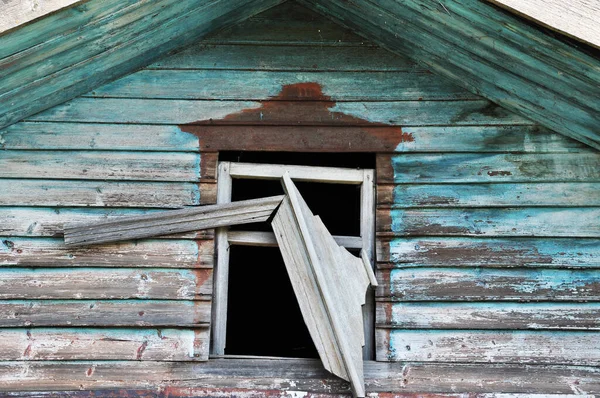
xmin=0 ymin=1 xmax=599 ymax=394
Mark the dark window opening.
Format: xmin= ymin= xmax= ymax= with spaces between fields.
xmin=225 ymin=246 xmax=319 ymax=358
xmin=220 ymin=151 xmax=375 ymax=169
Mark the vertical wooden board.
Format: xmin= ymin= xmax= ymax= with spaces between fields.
xmin=0 ymin=268 xmax=212 ymax=300
xmin=376 ymin=268 xmax=600 ymax=301
xmin=0 ymin=238 xmax=213 ymax=269
xmin=377 ymin=208 xmax=600 ymax=237
xmin=377 ymin=153 xmax=600 ymax=183
xmin=376 ymin=237 xmax=600 ymax=268
xmin=0 ymin=122 xmax=199 ymax=151
xmin=0 ymin=180 xmax=200 ymax=208
xmin=0 ymin=328 xmax=208 ymax=361
xmin=200 ymin=152 xmax=218 ymax=180
xmin=0 ymin=151 xmax=201 ymax=182
xmin=378 ymin=329 xmax=600 ymax=365
xmin=0 ymin=300 xmax=211 ymax=327
xmin=376 ymin=302 xmax=600 ymax=329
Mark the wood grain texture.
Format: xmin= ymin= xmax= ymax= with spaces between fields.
xmin=0 ymin=151 xmax=200 ymax=182
xmin=376 ymin=268 xmax=600 ymax=301
xmin=0 ymin=300 xmax=210 ymax=327
xmin=0 ymin=0 xmax=285 ymax=130
xmin=64 ymin=195 xmax=283 ymax=246
xmin=485 ymin=0 xmax=600 ymax=49
xmin=0 ymin=0 xmax=84 ymax=34
xmin=378 ymin=329 xmax=600 ymax=365
xmin=0 ymin=328 xmax=208 ymax=361
xmin=377 ymin=183 xmax=600 ymax=208
xmin=377 ymin=153 xmax=600 ymax=184
xmin=0 ymin=359 xmax=599 ymax=393
xmin=0 ymin=123 xmax=199 ymax=151
xmin=0 ymin=238 xmax=213 ymax=268
xmin=376 ymin=302 xmax=600 ymax=330
xmin=300 ymin=0 xmax=600 ymax=150
xmin=377 ymin=237 xmax=600 ymax=268
xmin=377 ymin=208 xmax=600 ymax=237
xmin=27 ymin=98 xmax=530 ymax=126
xmin=0 ymin=180 xmax=199 ymax=208
xmin=0 ymin=268 xmax=212 ymax=300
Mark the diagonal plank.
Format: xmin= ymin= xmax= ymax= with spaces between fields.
xmin=272 ymin=173 xmax=376 ymax=398
xmin=64 ymin=195 xmax=283 ymax=247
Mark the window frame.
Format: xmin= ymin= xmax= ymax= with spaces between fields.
xmin=211 ymin=161 xmax=376 ymax=358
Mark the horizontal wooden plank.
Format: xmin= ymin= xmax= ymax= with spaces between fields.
xmin=64 ymin=195 xmax=284 ymax=246
xmin=228 ymin=162 xmax=365 ymax=184
xmin=377 ymin=208 xmax=600 ymax=237
xmin=0 ymin=151 xmax=200 ymax=182
xmin=377 ymin=183 xmax=600 ymax=208
xmin=0 ymin=238 xmax=213 ymax=268
xmin=0 ymin=300 xmax=210 ymax=327
xmin=0 ymin=328 xmax=207 ymax=361
xmin=0 ymin=268 xmax=212 ymax=300
xmin=88 ymin=70 xmax=477 ymax=101
xmin=0 ymin=122 xmax=199 ymax=151
xmin=0 ymin=180 xmax=199 ymax=208
xmin=227 ymin=231 xmax=363 ymax=249
xmin=377 ymin=153 xmax=600 ymax=184
xmin=149 ymin=43 xmax=419 ymax=71
xmin=201 ymin=1 xmax=368 ymax=46
xmin=27 ymin=98 xmax=531 ymax=126
xmin=376 ymin=302 xmax=600 ymax=329
xmin=0 ymin=359 xmax=599 ymax=393
xmin=377 ymin=329 xmax=600 ymax=365
xmin=376 ymin=268 xmax=600 ymax=301
xmin=377 ymin=237 xmax=600 ymax=268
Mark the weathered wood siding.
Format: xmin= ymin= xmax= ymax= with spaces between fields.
xmin=0 ymin=1 xmax=599 ymax=394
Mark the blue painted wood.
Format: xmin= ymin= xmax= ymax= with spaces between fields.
xmin=0 ymin=0 xmax=284 ymax=130
xmin=87 ymin=69 xmax=478 ymax=101
xmin=27 ymin=98 xmax=531 ymax=126
xmin=0 ymin=180 xmax=199 ymax=207
xmin=0 ymin=150 xmax=201 ymax=182
xmin=380 ymin=182 xmax=600 ymax=207
xmin=379 ymin=208 xmax=600 ymax=237
xmin=378 ymin=268 xmax=600 ymax=301
xmin=376 ymin=302 xmax=600 ymax=329
xmin=380 ymin=153 xmax=600 ymax=183
xmin=378 ymin=237 xmax=600 ymax=268
xmin=301 ymin=0 xmax=600 ymax=150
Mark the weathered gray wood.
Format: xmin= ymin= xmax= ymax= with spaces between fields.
xmin=377 ymin=208 xmax=600 ymax=237
xmin=63 ymin=195 xmax=284 ymax=247
xmin=0 ymin=359 xmax=599 ymax=393
xmin=229 ymin=162 xmax=365 ymax=184
xmin=0 ymin=180 xmax=199 ymax=208
xmin=377 ymin=329 xmax=600 ymax=365
xmin=377 ymin=302 xmax=600 ymax=330
xmin=376 ymin=237 xmax=600 ymax=268
xmin=485 ymin=0 xmax=600 ymax=49
xmin=0 ymin=300 xmax=210 ymax=327
xmin=0 ymin=328 xmax=208 ymax=361
xmin=0 ymin=268 xmax=212 ymax=300
xmin=227 ymin=230 xmax=363 ymax=249
xmin=377 ymin=268 xmax=600 ymax=301
xmin=273 ymin=175 xmax=374 ymax=397
xmin=0 ymin=238 xmax=213 ymax=268
xmin=0 ymin=151 xmax=200 ymax=182
xmin=377 ymin=183 xmax=600 ymax=208
xmin=0 ymin=0 xmax=83 ymax=33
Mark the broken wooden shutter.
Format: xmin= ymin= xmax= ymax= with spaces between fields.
xmin=272 ymin=173 xmax=377 ymax=398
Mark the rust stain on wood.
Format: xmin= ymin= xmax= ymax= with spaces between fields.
xmin=179 ymin=82 xmax=413 ymax=152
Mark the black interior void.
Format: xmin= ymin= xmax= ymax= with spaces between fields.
xmin=225 ymin=245 xmax=319 ymax=358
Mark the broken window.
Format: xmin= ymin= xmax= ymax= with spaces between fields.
xmin=63 ymin=162 xmax=377 ymax=398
